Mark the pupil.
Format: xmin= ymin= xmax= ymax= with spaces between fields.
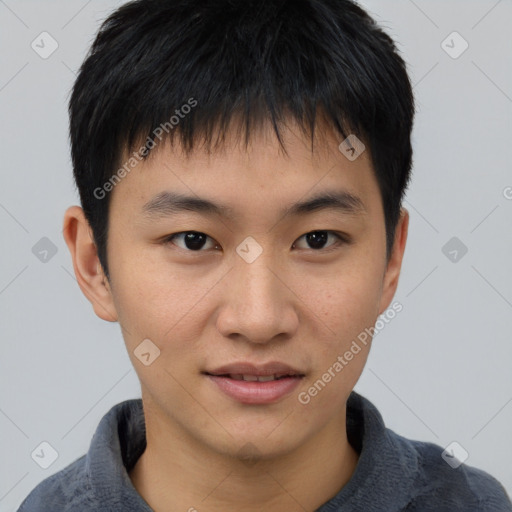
xmin=182 ymin=231 xmax=329 ymax=251
xmin=185 ymin=232 xmax=206 ymax=250
xmin=306 ymin=231 xmax=328 ymax=249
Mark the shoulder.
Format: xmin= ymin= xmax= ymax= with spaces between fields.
xmin=16 ymin=455 xmax=98 ymax=512
xmin=16 ymin=398 xmax=145 ymax=512
xmin=393 ymin=433 xmax=512 ymax=511
xmin=344 ymin=392 xmax=511 ymax=511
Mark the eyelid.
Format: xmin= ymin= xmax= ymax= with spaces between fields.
xmin=162 ymin=230 xmax=350 ymax=252
xmin=293 ymin=231 xmax=350 ymax=251
xmin=163 ymin=231 xmax=219 ymax=251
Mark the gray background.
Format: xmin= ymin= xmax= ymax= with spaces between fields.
xmin=1 ymin=0 xmax=511 ymax=510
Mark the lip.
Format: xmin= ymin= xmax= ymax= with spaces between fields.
xmin=205 ymin=374 xmax=303 ymax=404
xmin=204 ymin=361 xmax=304 ymax=377
xmin=203 ymin=361 xmax=305 ymax=405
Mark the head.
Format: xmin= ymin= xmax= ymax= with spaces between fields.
xmin=64 ymin=0 xmax=413 ymax=462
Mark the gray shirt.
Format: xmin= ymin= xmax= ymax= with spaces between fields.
xmin=17 ymin=391 xmax=512 ymax=511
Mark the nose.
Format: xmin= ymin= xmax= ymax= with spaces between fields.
xmin=215 ymin=250 xmax=299 ymax=345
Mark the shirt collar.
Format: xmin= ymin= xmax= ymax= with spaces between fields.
xmin=85 ymin=398 xmax=151 ymax=510
xmin=84 ymin=391 xmax=418 ymax=511
xmin=317 ymin=391 xmax=419 ymax=511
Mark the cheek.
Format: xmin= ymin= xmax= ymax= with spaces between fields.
xmin=109 ymin=249 xmax=220 ymax=355
xmin=294 ymin=276 xmax=378 ymax=413
xmin=293 ymin=261 xmax=383 ymax=345
xmin=107 ymin=246 xmax=175 ymax=342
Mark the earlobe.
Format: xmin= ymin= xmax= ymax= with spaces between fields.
xmin=377 ymin=207 xmax=409 ymax=316
xmin=62 ymin=206 xmax=118 ymax=322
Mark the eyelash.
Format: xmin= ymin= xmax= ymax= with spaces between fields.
xmin=161 ymin=230 xmax=351 ymax=253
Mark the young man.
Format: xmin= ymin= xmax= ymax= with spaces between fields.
xmin=18 ymin=0 xmax=511 ymax=511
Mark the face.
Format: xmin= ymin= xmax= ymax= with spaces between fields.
xmin=65 ymin=120 xmax=408 ymax=461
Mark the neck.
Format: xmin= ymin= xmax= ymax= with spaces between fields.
xmin=129 ymin=398 xmax=358 ymax=512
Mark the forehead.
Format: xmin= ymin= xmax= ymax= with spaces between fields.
xmin=108 ymin=120 xmax=381 ymax=223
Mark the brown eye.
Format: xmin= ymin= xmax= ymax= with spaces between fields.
xmin=164 ymin=231 xmax=219 ymax=251
xmin=292 ymin=231 xmax=348 ymax=251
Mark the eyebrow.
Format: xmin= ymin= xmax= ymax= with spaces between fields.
xmin=141 ymin=190 xmax=367 ymax=221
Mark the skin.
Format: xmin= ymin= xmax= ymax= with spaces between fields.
xmin=63 ymin=119 xmax=408 ymax=512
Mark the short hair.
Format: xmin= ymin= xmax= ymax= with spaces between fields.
xmin=69 ymin=0 xmax=415 ymax=281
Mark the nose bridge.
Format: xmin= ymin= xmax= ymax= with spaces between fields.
xmin=237 ymin=248 xmax=280 ymax=303
xmin=217 ymin=244 xmax=297 ymax=343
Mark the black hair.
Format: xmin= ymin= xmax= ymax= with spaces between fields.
xmin=69 ymin=0 xmax=415 ymax=281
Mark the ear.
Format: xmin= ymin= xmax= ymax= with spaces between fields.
xmin=62 ymin=206 xmax=118 ymax=322
xmin=377 ymin=207 xmax=409 ymax=316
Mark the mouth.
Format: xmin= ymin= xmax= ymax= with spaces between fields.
xmin=203 ymin=373 xmax=304 ymax=382
xmin=202 ymin=362 xmax=305 ymax=404
xmin=203 ymin=361 xmax=305 ymax=378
